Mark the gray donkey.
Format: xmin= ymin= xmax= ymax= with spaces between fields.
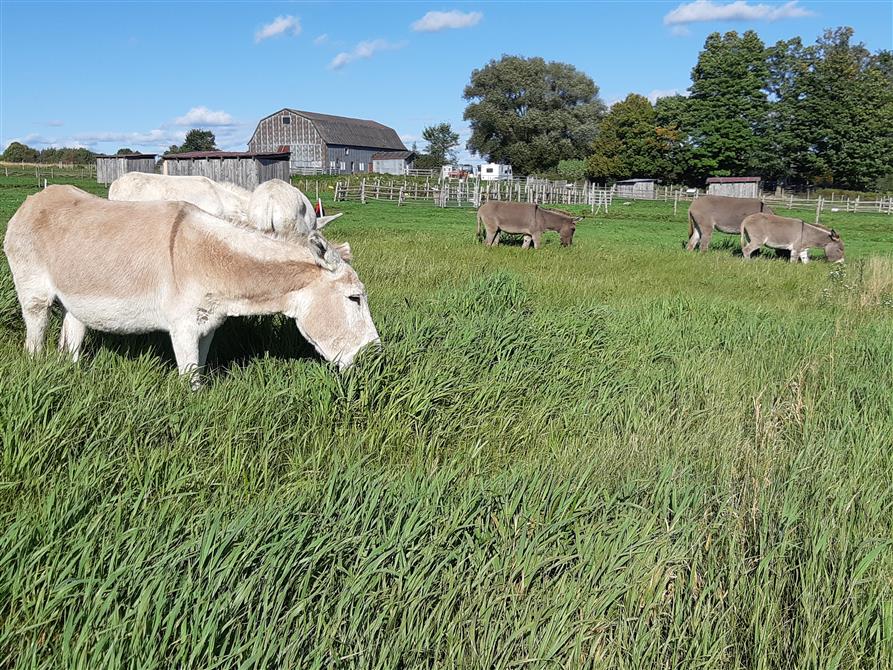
xmin=476 ymin=202 xmax=580 ymax=249
xmin=741 ymin=213 xmax=844 ymax=263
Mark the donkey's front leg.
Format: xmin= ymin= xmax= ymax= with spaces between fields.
xmin=169 ymin=327 xmax=202 ymax=390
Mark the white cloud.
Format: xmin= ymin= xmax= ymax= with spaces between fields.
xmin=173 ymin=106 xmax=235 ymax=127
xmin=329 ymin=39 xmax=406 ymax=70
xmin=646 ymin=88 xmax=689 ymax=103
xmin=411 ymin=10 xmax=482 ymax=32
xmin=255 ymin=15 xmax=301 ymax=43
xmin=664 ymin=0 xmax=814 ymax=25
xmin=73 ymin=129 xmax=184 ymax=146
xmin=313 ymin=33 xmax=329 ymax=45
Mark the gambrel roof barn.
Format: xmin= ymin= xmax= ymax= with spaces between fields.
xmin=248 ymin=108 xmax=407 ymax=175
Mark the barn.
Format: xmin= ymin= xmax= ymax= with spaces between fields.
xmin=248 ymin=108 xmax=407 ymax=175
xmin=615 ymin=178 xmax=657 ymax=199
xmin=95 ymin=153 xmax=156 ymax=184
xmin=372 ymin=151 xmax=415 ymax=176
xmin=706 ymin=176 xmax=762 ymax=199
xmin=161 ymin=151 xmax=290 ymax=190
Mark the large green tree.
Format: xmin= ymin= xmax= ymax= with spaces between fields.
xmin=2 ymin=141 xmax=39 ymax=162
xmin=585 ymin=94 xmax=676 ymax=182
xmin=168 ymin=129 xmax=218 ymax=154
xmin=463 ymin=55 xmax=604 ymax=175
xmin=683 ymin=30 xmax=771 ymax=183
xmin=769 ymin=28 xmax=893 ymax=190
xmin=421 ymin=122 xmax=460 ymax=165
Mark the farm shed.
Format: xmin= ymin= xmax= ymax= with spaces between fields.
xmin=480 ymin=163 xmax=513 ymax=181
xmin=161 ymin=151 xmax=290 ymax=190
xmin=95 ymin=154 xmax=156 ymax=185
xmin=372 ymin=151 xmax=415 ymax=176
xmin=248 ymin=108 xmax=407 ymax=175
xmin=707 ymin=176 xmax=762 ymax=198
xmin=615 ymin=178 xmax=657 ymax=199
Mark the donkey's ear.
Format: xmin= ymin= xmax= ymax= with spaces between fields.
xmin=573 ymin=216 xmax=584 ymax=223
xmin=830 ymin=228 xmax=839 ymax=240
xmin=315 ymin=212 xmax=343 ymax=229
xmin=307 ymin=232 xmax=340 ymax=271
xmin=332 ymin=241 xmax=352 ymax=262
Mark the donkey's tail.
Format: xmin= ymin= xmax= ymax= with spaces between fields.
xmin=688 ymin=210 xmax=694 ymax=239
xmin=476 ymin=212 xmax=483 ymax=241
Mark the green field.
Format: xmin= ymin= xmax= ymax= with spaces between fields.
xmin=1 ymin=178 xmax=892 ymax=668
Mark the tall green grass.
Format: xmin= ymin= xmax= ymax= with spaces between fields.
xmin=1 ymin=182 xmax=891 ymax=668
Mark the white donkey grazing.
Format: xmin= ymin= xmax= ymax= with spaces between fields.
xmin=109 ymin=173 xmax=342 ymax=237
xmin=4 ymin=186 xmax=379 ymax=387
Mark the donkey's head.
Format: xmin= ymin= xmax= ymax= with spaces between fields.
xmin=288 ymin=233 xmax=379 ymax=369
xmin=542 ymin=209 xmax=581 ymax=246
xmin=825 ymin=229 xmax=845 ymax=263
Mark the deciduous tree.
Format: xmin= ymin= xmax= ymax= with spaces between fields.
xmin=463 ymin=55 xmax=604 ymax=175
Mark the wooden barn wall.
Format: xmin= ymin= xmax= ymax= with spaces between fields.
xmin=249 ymin=111 xmax=324 ymax=172
xmin=96 ymin=157 xmax=155 ymax=184
xmin=256 ymin=157 xmax=291 ymax=183
xmin=327 ymin=146 xmax=377 ymax=174
xmin=707 ymin=182 xmax=759 ymax=198
xmin=163 ymin=157 xmax=289 ymax=190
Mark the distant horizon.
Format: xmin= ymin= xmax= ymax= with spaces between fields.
xmin=2 ymin=1 xmax=890 ymax=163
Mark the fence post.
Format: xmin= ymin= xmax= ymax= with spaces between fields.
xmin=360 ymin=178 xmax=366 ymax=204
xmin=674 ymin=191 xmax=679 ymax=217
xmin=815 ymin=195 xmax=822 ymax=224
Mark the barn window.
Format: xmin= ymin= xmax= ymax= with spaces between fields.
xmin=486 ymin=167 xmax=494 ymax=173
xmin=340 ymin=161 xmax=346 ymax=170
xmin=345 ymin=148 xmax=350 ymax=155
xmin=282 ymin=116 xmax=291 ymax=125
xmin=359 ymin=162 xmax=364 ymax=171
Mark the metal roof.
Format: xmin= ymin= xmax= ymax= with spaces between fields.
xmin=371 ymin=150 xmax=415 ymax=160
xmin=285 ymin=109 xmax=406 ymax=150
xmin=95 ymin=153 xmax=156 ymax=159
xmin=616 ymin=178 xmax=657 ymax=184
xmin=163 ymin=151 xmax=290 ymax=160
xmin=706 ymin=176 xmax=761 ymax=183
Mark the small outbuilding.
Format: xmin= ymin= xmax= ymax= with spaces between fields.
xmin=372 ymin=151 xmax=415 ymax=176
xmin=161 ymin=151 xmax=290 ymax=190
xmin=706 ymin=176 xmax=761 ymax=199
xmin=615 ymin=178 xmax=657 ymax=199
xmin=95 ymin=153 xmax=156 ymax=185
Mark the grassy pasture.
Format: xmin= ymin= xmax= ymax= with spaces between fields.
xmin=1 ymin=178 xmax=892 ymax=668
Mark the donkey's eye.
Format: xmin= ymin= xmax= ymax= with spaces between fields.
xmin=348 ymin=295 xmax=362 ymax=305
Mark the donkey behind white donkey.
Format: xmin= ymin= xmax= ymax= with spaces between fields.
xmin=4 ymin=186 xmax=379 ymax=388
xmin=109 ymin=172 xmax=343 ymax=238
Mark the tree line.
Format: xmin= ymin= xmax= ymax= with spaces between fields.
xmin=460 ymin=26 xmax=892 ymax=191
xmin=1 ymin=129 xmax=221 ymax=166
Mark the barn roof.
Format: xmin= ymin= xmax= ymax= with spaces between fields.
xmin=616 ymin=178 xmax=656 ymax=184
xmin=284 ymin=109 xmax=407 ymax=150
xmin=371 ymin=150 xmax=415 ymax=160
xmin=163 ymin=151 xmax=290 ymax=159
xmin=706 ymin=176 xmax=761 ymax=183
xmin=95 ymin=153 xmax=156 ymax=159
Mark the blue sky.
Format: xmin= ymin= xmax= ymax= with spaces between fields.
xmin=1 ymin=1 xmax=890 ymax=163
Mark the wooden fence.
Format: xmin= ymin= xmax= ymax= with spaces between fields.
xmin=1 ymin=162 xmax=96 ymax=181
xmin=334 ymin=176 xmax=893 ymax=218
xmin=334 ymin=177 xmax=618 ymax=213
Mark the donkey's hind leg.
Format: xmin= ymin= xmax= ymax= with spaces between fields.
xmin=59 ymin=310 xmax=87 ymax=362
xmin=19 ymin=292 xmax=53 ymax=356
